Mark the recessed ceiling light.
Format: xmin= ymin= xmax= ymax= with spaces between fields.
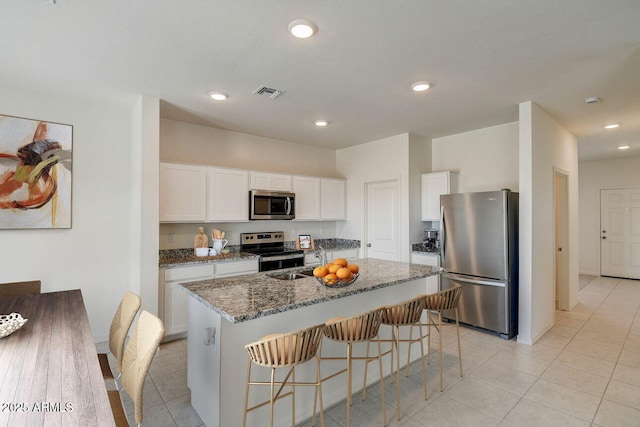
xmin=604 ymin=123 xmax=620 ymax=129
xmin=288 ymin=19 xmax=317 ymax=38
xmin=208 ymin=91 xmax=228 ymax=101
xmin=618 ymin=145 xmax=630 ymax=150
xmin=314 ymin=120 xmax=328 ymax=127
xmin=411 ymin=81 xmax=431 ymax=92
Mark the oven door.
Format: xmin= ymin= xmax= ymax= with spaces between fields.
xmin=259 ymin=254 xmax=304 ymax=271
xmin=250 ymin=190 xmax=295 ymax=220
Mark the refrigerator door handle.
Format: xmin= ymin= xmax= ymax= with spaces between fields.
xmin=440 ymin=205 xmax=446 ymax=261
xmin=442 ymin=272 xmax=506 ymax=287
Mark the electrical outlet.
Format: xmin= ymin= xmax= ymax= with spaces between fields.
xmin=168 ymin=232 xmax=174 ymax=243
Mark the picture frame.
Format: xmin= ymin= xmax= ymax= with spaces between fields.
xmin=296 ymin=234 xmax=314 ymax=250
xmin=0 ymin=114 xmax=73 ymax=229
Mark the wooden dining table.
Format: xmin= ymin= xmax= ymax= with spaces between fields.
xmin=0 ymin=290 xmax=115 ymax=427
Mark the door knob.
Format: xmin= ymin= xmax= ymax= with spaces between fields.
xmin=602 ymin=236 xmax=606 ymax=240
xmin=367 ymin=243 xmax=372 ymax=247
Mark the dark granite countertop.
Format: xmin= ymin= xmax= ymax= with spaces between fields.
xmin=179 ymin=258 xmax=438 ymax=323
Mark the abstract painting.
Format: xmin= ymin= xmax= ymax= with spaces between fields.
xmin=0 ymin=114 xmax=72 ymax=229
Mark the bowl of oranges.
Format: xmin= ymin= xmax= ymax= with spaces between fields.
xmin=312 ymin=258 xmax=360 ymax=287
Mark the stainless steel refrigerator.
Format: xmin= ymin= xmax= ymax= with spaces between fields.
xmin=439 ymin=190 xmax=518 ymax=339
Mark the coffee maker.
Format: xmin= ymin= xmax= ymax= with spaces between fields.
xmin=423 ymin=228 xmax=439 ymax=251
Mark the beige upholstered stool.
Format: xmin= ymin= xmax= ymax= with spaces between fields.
xmin=243 ymin=323 xmax=326 ymax=427
xmin=416 ymin=285 xmax=464 ymax=392
xmin=375 ymin=296 xmax=428 ymax=421
xmin=321 ymin=307 xmax=387 ymax=427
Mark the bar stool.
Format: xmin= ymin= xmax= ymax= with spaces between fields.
xmin=412 ymin=285 xmax=464 ymax=392
xmin=374 ymin=296 xmax=428 ymax=421
xmin=321 ymin=307 xmax=387 ymax=427
xmin=243 ymin=323 xmax=326 ymax=427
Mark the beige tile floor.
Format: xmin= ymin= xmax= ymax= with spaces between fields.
xmin=112 ymin=275 xmax=640 ymax=426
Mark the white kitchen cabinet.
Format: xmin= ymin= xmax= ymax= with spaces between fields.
xmin=160 ymin=162 xmax=207 ymax=222
xmin=249 ymin=171 xmax=292 ymax=192
xmin=161 ymin=264 xmax=214 ymax=338
xmin=292 ymin=176 xmax=321 ymax=220
xmin=421 ymin=171 xmax=458 ymax=221
xmin=410 ymin=252 xmax=440 ymax=294
xmin=160 ymin=259 xmax=259 ymax=339
xmin=207 ymin=167 xmax=249 ymax=221
xmin=320 ymin=178 xmax=346 ymax=220
xmin=214 ymin=259 xmax=259 ymax=278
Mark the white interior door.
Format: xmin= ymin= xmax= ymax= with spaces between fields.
xmin=601 ymin=187 xmax=640 ymax=279
xmin=365 ymin=180 xmax=399 ymax=261
xmin=554 ymin=170 xmax=569 ymax=310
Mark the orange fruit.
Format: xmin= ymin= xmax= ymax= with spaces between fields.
xmin=336 ymin=268 xmax=352 ymax=280
xmin=328 ymin=264 xmax=342 ymax=274
xmin=347 ymin=263 xmax=359 ymax=274
xmin=323 ymin=273 xmax=338 ymax=285
xmin=333 ymin=258 xmax=348 ymax=267
xmin=313 ymin=266 xmax=329 ymax=278
xmin=325 ymin=263 xmax=334 ymax=270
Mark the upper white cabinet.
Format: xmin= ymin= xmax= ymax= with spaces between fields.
xmin=292 ymin=176 xmax=321 ymax=220
xmin=421 ymin=171 xmax=458 ymax=221
xmin=207 ymin=167 xmax=249 ymax=221
xmin=249 ymin=171 xmax=292 ymax=192
xmin=160 ymin=163 xmax=207 ymax=222
xmin=320 ymin=178 xmax=346 ymax=220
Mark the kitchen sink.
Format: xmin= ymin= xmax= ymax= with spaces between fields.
xmin=297 ymin=269 xmax=315 ymax=277
xmin=270 ymin=273 xmax=306 ymax=280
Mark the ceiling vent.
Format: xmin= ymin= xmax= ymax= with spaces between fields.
xmin=253 ymin=85 xmax=284 ymax=99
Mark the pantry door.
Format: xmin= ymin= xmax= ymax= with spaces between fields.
xmin=365 ymin=179 xmax=400 ymax=261
xmin=600 ymin=187 xmax=640 ymax=279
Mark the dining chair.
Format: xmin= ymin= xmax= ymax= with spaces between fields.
xmin=108 ymin=310 xmax=165 ymax=427
xmin=98 ymin=291 xmax=141 ymax=389
xmin=243 ymin=323 xmax=326 ymax=427
xmin=0 ymin=280 xmax=41 ymax=297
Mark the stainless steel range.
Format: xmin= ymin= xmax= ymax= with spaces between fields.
xmin=240 ymin=232 xmax=304 ymax=271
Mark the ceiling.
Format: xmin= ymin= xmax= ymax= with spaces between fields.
xmin=2 ymin=1 xmax=640 ymax=161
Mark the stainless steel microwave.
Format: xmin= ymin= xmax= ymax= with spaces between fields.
xmin=249 ymin=190 xmax=295 ymax=220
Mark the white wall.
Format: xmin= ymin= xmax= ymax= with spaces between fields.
xmin=432 ymin=122 xmax=520 ymax=192
xmin=159 ymin=119 xmax=342 ymax=249
xmin=409 ymin=134 xmax=433 ymax=244
xmin=0 ymin=87 xmax=137 ymax=342
xmin=578 ymin=156 xmax=640 ymax=275
xmin=336 ymin=133 xmax=431 ymax=262
xmin=160 ymin=119 xmax=337 ymax=176
xmin=518 ymin=101 xmax=579 ymax=345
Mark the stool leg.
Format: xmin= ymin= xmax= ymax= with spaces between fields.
xmin=270 ymin=367 xmax=276 ymax=427
xmin=376 ymin=336 xmax=387 ymax=427
xmin=394 ymin=325 xmax=401 ymax=421
xmin=427 ymin=312 xmax=432 ymax=366
xmin=346 ymin=342 xmax=352 ymax=427
xmin=418 ymin=322 xmax=428 ymax=401
xmin=405 ymin=324 xmax=413 ymax=377
xmin=437 ymin=312 xmax=443 ymax=392
xmin=362 ymin=340 xmax=371 ymax=400
xmin=243 ymin=359 xmax=252 ymax=427
xmin=314 ymin=354 xmax=325 ymax=427
xmin=455 ymin=309 xmax=463 ymax=378
xmin=291 ymin=366 xmax=296 ymax=427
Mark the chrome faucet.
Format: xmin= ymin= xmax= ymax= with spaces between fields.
xmin=316 ymin=245 xmax=327 ymax=266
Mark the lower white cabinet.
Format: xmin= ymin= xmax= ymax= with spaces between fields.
xmin=161 ymin=259 xmax=259 ymax=339
xmin=410 ymin=252 xmax=440 ymax=294
xmin=162 ymin=265 xmax=214 ymax=338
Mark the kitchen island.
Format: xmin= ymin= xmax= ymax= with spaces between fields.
xmin=180 ymin=258 xmax=438 ymax=427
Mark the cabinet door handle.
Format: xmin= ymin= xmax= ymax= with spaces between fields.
xmin=367 ymin=243 xmax=372 ymax=247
